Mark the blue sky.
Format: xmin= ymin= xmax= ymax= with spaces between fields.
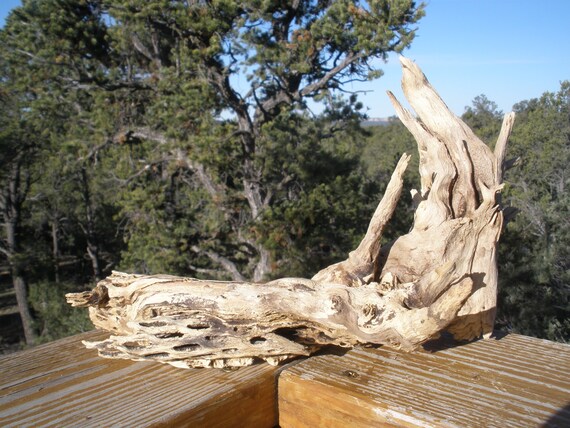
xmin=1 ymin=0 xmax=569 ymax=117
xmin=362 ymin=0 xmax=570 ymax=117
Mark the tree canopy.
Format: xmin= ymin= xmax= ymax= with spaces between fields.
xmin=0 ymin=1 xmax=567 ymax=348
xmin=0 ymin=0 xmax=425 ymax=346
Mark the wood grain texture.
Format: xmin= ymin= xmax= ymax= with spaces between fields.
xmin=278 ymin=334 xmax=570 ymax=428
xmin=0 ymin=331 xmax=280 ymax=427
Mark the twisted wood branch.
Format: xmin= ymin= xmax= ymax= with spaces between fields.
xmin=67 ymin=58 xmax=514 ymax=368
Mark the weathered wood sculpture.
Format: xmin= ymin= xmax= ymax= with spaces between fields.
xmin=67 ymin=58 xmax=515 ymax=369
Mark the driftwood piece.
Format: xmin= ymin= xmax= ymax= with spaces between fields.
xmin=67 ymin=58 xmax=514 ymax=368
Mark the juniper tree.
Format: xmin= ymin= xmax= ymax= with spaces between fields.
xmin=101 ymin=0 xmax=425 ymax=280
xmin=2 ymin=0 xmax=424 ymax=285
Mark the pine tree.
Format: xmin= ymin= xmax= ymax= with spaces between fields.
xmin=0 ymin=0 xmax=424 ymax=345
xmin=100 ymin=0 xmax=425 ymax=280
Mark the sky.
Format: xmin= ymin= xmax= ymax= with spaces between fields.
xmin=1 ymin=0 xmax=569 ymax=118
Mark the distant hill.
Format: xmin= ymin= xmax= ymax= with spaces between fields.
xmin=361 ymin=117 xmax=394 ymax=127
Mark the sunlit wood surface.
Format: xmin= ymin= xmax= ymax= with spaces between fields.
xmin=0 ymin=330 xmax=279 ymax=427
xmin=2 ymin=330 xmax=569 ymax=427
xmin=279 ymin=334 xmax=570 ymax=427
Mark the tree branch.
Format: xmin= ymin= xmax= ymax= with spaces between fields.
xmin=186 ymin=159 xmax=226 ymax=201
xmin=190 ymin=245 xmax=246 ymax=282
xmin=494 ymin=112 xmax=516 ymax=184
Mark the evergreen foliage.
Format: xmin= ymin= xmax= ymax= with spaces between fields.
xmin=28 ymin=281 xmax=93 ymax=343
xmin=0 ymin=0 xmax=424 ymax=347
xmin=0 ymin=1 xmax=567 ymax=347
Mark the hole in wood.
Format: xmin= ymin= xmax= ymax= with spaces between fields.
xmin=139 ymin=321 xmax=167 ymax=327
xmin=122 ymin=341 xmax=146 ymax=350
xmin=155 ymin=332 xmax=184 ymax=339
xmin=250 ymin=336 xmax=267 ymax=345
xmin=173 ymin=343 xmax=201 ymax=352
xmin=342 ymin=369 xmax=360 ymax=379
xmin=187 ymin=323 xmax=209 ymax=330
xmin=144 ymin=352 xmax=170 ymax=359
xmin=273 ymin=327 xmax=299 ymax=341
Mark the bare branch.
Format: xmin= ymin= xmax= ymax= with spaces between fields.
xmin=131 ymin=33 xmax=154 ymax=62
xmin=495 ymin=112 xmax=516 ymax=184
xmin=190 ymin=245 xmax=246 ymax=282
xmin=0 ymin=245 xmax=11 ymax=258
xmin=128 ymin=128 xmax=171 ymax=145
xmin=186 ymin=159 xmax=226 ymax=201
xmin=300 ymin=52 xmax=364 ymax=97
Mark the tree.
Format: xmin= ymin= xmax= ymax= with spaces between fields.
xmin=500 ymin=83 xmax=570 ymax=341
xmin=0 ymin=54 xmax=41 ymax=345
xmin=463 ymin=87 xmax=570 ymax=342
xmin=93 ymin=0 xmax=425 ymax=281
xmin=0 ymin=115 xmax=37 ymax=345
xmin=0 ymin=0 xmax=124 ymax=346
xmin=0 ymin=0 xmax=424 ymax=346
xmin=462 ymin=94 xmax=503 ymax=145
xmin=2 ymin=0 xmax=127 ymax=283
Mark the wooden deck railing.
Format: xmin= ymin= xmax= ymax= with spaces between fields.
xmin=1 ymin=331 xmax=569 ymax=427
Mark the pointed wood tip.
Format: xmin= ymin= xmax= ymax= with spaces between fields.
xmin=65 ymin=285 xmax=109 ymax=308
xmin=398 ymin=56 xmax=425 ymax=83
xmin=398 ymin=55 xmax=412 ymax=67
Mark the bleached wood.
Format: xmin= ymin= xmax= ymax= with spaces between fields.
xmin=67 ymin=58 xmax=514 ymax=368
xmin=495 ymin=112 xmax=516 ymax=184
xmin=311 ymin=153 xmax=410 ymax=287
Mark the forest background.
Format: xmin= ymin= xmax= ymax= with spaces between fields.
xmin=0 ymin=0 xmax=568 ymax=351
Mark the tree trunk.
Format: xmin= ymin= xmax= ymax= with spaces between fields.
xmin=67 ymin=58 xmax=514 ymax=368
xmin=80 ymin=168 xmax=102 ymax=281
xmin=3 ymin=160 xmax=37 ymax=346
xmin=51 ymin=219 xmax=61 ymax=283
xmin=6 ymin=209 xmax=36 ymax=345
xmin=12 ymin=274 xmax=37 ymax=345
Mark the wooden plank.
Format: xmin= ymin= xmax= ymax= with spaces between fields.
xmin=279 ymin=334 xmax=570 ymax=427
xmin=0 ymin=331 xmax=279 ymax=427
